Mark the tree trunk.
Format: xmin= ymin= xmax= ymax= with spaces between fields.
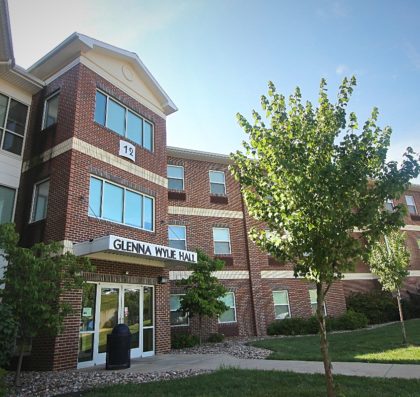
xmin=396 ymin=289 xmax=407 ymax=345
xmin=199 ymin=315 xmax=202 ymax=345
xmin=316 ymin=282 xmax=336 ymax=397
xmin=14 ymin=339 xmax=25 ymax=387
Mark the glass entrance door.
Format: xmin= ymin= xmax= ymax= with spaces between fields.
xmin=78 ymin=283 xmax=154 ymax=367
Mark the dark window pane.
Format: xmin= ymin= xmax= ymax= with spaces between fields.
xmin=143 ymin=196 xmax=153 ymax=230
xmin=78 ymin=333 xmax=94 ymax=362
xmin=169 ymin=239 xmax=186 ymax=250
xmin=214 ymin=241 xmax=230 ymax=254
xmin=143 ymin=328 xmax=153 ymax=352
xmin=6 ymin=99 xmax=27 ymax=136
xmin=94 ymin=91 xmax=107 ymax=126
xmin=107 ymin=99 xmax=125 ymax=136
xmin=211 ymin=183 xmax=225 ymax=195
xmin=143 ymin=287 xmax=153 ymax=326
xmin=88 ymin=177 xmax=102 ymax=217
xmin=143 ymin=121 xmax=153 ymax=151
xmin=168 ymin=178 xmax=183 ymax=190
xmin=2 ymin=132 xmax=23 ymax=155
xmin=80 ymin=284 xmax=96 ymax=332
xmin=32 ymin=180 xmax=49 ymax=222
xmin=0 ymin=94 xmax=8 ymax=127
xmin=127 ymin=111 xmax=142 ymax=145
xmin=44 ymin=94 xmax=59 ymax=129
xmin=0 ymin=185 xmax=15 ymax=224
xmin=103 ymin=182 xmax=123 ymax=222
xmin=125 ymin=190 xmax=142 ymax=227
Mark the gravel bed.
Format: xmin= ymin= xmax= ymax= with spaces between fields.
xmin=171 ymin=338 xmax=272 ymax=359
xmin=4 ymin=368 xmax=212 ymax=397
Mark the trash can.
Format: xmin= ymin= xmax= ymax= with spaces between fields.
xmin=106 ymin=323 xmax=131 ymax=370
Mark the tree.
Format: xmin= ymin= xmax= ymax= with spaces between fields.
xmin=230 ymin=77 xmax=419 ymax=397
xmin=0 ymin=223 xmax=92 ymax=385
xmin=369 ymin=230 xmax=410 ymax=344
xmin=178 ymin=250 xmax=228 ymax=344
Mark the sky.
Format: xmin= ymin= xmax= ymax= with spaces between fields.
xmin=7 ymin=0 xmax=420 ymax=170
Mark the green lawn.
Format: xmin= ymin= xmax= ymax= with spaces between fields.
xmin=78 ymin=368 xmax=420 ymax=397
xmin=251 ymin=319 xmax=420 ymax=364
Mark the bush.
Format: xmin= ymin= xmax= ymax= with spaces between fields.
xmin=402 ymin=292 xmax=420 ymax=320
xmin=171 ymin=333 xmax=200 ymax=349
xmin=207 ymin=333 xmax=225 ymax=343
xmin=267 ymin=311 xmax=368 ymax=336
xmin=0 ymin=304 xmax=17 ymax=368
xmin=346 ymin=290 xmax=399 ymax=324
xmin=0 ymin=368 xmax=7 ymax=397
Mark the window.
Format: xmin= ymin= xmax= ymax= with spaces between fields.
xmin=88 ymin=176 xmax=154 ymax=231
xmin=167 ymin=165 xmax=184 ymax=190
xmin=385 ymin=198 xmax=394 ymax=212
xmin=43 ymin=93 xmax=59 ymax=129
xmin=30 ymin=179 xmax=50 ymax=222
xmin=405 ymin=195 xmax=417 ymax=215
xmin=209 ymin=171 xmax=226 ymax=195
xmin=0 ymin=185 xmax=16 ymax=224
xmin=0 ymin=93 xmax=28 ymax=156
xmin=168 ymin=225 xmax=186 ymax=250
xmin=213 ymin=227 xmax=231 ymax=254
xmin=170 ymin=295 xmax=189 ymax=326
xmin=309 ymin=289 xmax=327 ymax=316
xmin=272 ymin=290 xmax=291 ymax=319
xmin=94 ymin=90 xmax=154 ymax=151
xmin=219 ymin=292 xmax=236 ymax=323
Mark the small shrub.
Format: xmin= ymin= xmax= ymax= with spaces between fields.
xmin=171 ymin=333 xmax=200 ymax=349
xmin=402 ymin=292 xmax=420 ymax=320
xmin=346 ymin=290 xmax=399 ymax=324
xmin=207 ymin=333 xmax=225 ymax=343
xmin=267 ymin=318 xmax=317 ymax=336
xmin=0 ymin=368 xmax=7 ymax=397
xmin=0 ymin=304 xmax=17 ymax=368
xmin=328 ymin=310 xmax=368 ymax=331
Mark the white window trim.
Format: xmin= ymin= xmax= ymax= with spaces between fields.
xmin=272 ymin=290 xmax=291 ymax=320
xmin=309 ymin=289 xmax=327 ymax=316
xmin=167 ymin=165 xmax=184 ymax=191
xmin=42 ymin=91 xmax=60 ymax=130
xmin=218 ymin=292 xmax=237 ymax=324
xmin=209 ymin=170 xmax=226 ymax=195
xmin=213 ymin=227 xmax=231 ymax=255
xmin=96 ymin=89 xmax=154 ymax=152
xmin=168 ymin=225 xmax=187 ymax=250
xmin=0 ymin=90 xmax=30 ymax=158
xmin=29 ymin=178 xmax=50 ymax=223
xmin=0 ymin=183 xmax=17 ymax=224
xmin=170 ymin=294 xmax=189 ymax=327
xmin=405 ymin=195 xmax=417 ymax=215
xmin=89 ymin=175 xmax=155 ymax=232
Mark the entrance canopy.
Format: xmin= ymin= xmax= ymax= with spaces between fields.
xmin=73 ymin=235 xmax=197 ymax=267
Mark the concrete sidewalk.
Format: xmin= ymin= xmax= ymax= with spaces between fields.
xmin=83 ymin=353 xmax=420 ymax=379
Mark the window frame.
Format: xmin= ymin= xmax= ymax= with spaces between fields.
xmin=29 ymin=178 xmax=50 ymax=223
xmin=167 ymin=165 xmax=185 ymax=191
xmin=0 ymin=183 xmax=17 ymax=224
xmin=95 ymin=89 xmax=154 ymax=152
xmin=213 ymin=227 xmax=231 ymax=255
xmin=209 ymin=170 xmax=226 ymax=195
xmin=309 ymin=289 xmax=327 ymax=316
xmin=88 ymin=175 xmax=155 ymax=232
xmin=272 ymin=290 xmax=291 ymax=320
xmin=405 ymin=195 xmax=417 ymax=215
xmin=168 ymin=225 xmax=187 ymax=250
xmin=218 ymin=292 xmax=237 ymax=324
xmin=0 ymin=91 xmax=29 ymax=157
xmin=42 ymin=91 xmax=60 ymax=130
xmin=170 ymin=294 xmax=189 ymax=327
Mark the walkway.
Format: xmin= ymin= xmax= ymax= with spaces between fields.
xmin=82 ymin=353 xmax=420 ymax=379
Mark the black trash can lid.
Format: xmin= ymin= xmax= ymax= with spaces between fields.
xmin=112 ymin=323 xmax=131 ymax=336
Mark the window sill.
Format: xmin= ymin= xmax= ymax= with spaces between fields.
xmin=168 ymin=191 xmax=186 ymax=201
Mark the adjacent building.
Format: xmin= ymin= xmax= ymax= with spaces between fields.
xmin=1 ymin=0 xmax=420 ymax=371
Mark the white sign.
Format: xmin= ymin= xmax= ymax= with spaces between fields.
xmin=82 ymin=307 xmax=92 ymax=317
xmin=109 ymin=235 xmax=197 ymax=263
xmin=74 ymin=235 xmax=198 ymax=264
xmin=119 ymin=140 xmax=135 ymax=161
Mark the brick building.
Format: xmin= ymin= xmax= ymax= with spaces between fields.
xmin=1 ymin=1 xmax=420 ymax=371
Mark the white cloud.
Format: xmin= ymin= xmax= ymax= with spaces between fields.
xmin=335 ymin=64 xmax=349 ymax=75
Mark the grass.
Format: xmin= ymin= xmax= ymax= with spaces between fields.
xmin=251 ymin=319 xmax=420 ymax=364
xmin=78 ymin=368 xmax=420 ymax=397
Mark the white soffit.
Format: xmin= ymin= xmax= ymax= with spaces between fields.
xmin=28 ymin=32 xmax=177 ymax=115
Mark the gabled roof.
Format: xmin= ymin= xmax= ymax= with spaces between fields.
xmin=28 ymin=32 xmax=177 ymax=115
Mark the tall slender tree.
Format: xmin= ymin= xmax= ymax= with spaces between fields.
xmin=231 ymin=77 xmax=419 ymax=397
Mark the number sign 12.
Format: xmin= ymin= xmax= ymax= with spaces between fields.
xmin=119 ymin=140 xmax=136 ymax=161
